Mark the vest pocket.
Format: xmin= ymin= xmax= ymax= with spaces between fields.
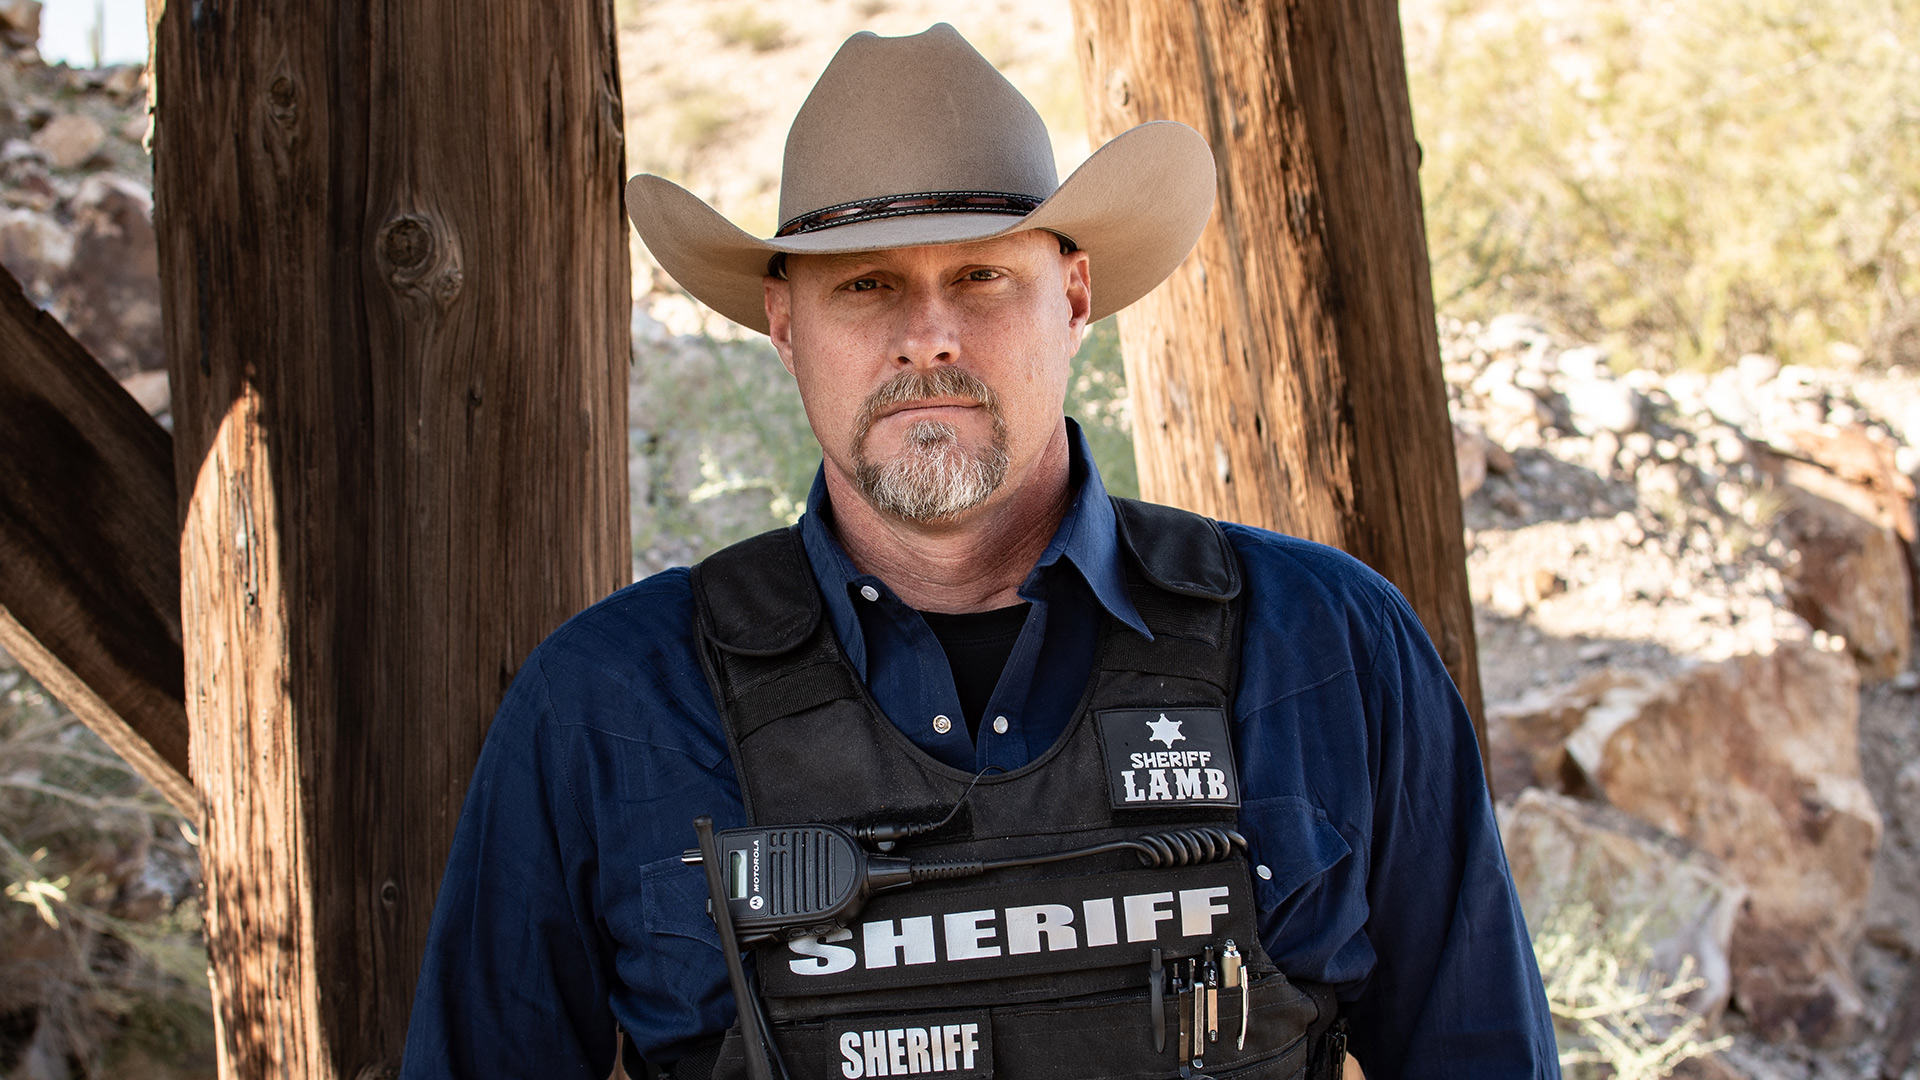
xmin=703 ymin=974 xmax=1328 ymax=1080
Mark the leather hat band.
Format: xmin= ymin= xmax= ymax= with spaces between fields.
xmin=776 ymin=190 xmax=1042 ymax=237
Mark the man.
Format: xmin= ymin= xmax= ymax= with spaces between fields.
xmin=402 ymin=24 xmax=1558 ymax=1080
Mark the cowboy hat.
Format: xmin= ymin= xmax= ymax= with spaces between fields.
xmin=624 ymin=23 xmax=1216 ymax=335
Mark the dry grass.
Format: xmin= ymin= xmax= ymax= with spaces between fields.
xmin=1406 ymin=0 xmax=1920 ymax=371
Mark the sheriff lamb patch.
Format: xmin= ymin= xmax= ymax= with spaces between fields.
xmin=1096 ymin=707 xmax=1240 ymax=809
xmin=834 ymin=1012 xmax=991 ymax=1079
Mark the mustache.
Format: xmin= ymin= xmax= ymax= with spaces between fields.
xmin=852 ymin=367 xmax=1003 ymax=445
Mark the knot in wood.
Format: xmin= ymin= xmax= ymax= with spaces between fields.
xmin=1104 ymin=68 xmax=1131 ymax=111
xmin=379 ymin=880 xmax=399 ymax=908
xmin=268 ymin=75 xmax=297 ymax=128
xmin=380 ymin=216 xmax=435 ymax=274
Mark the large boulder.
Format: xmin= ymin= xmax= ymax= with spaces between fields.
xmin=1755 ymin=429 xmax=1915 ymax=681
xmin=1500 ymin=788 xmax=1745 ymax=1022
xmin=1776 ymin=486 xmax=1912 ymax=681
xmin=0 ymin=0 xmax=38 ymax=51
xmin=1454 ymin=420 xmax=1488 ymax=499
xmin=50 ymin=173 xmax=163 ymax=377
xmin=1563 ymin=641 xmax=1882 ymax=1045
xmin=1485 ymin=670 xmax=1659 ymax=800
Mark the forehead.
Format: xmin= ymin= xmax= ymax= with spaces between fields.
xmin=790 ymin=230 xmax=1058 ymax=275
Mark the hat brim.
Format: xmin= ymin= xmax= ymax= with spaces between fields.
xmin=625 ymin=121 xmax=1218 ymax=335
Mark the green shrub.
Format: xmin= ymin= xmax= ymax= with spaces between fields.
xmin=1405 ymin=0 xmax=1920 ymax=370
xmin=707 ymin=8 xmax=791 ymax=53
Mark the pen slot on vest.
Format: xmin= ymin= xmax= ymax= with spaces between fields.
xmin=1150 ymin=947 xmax=1166 ymax=1053
xmin=1222 ymin=940 xmax=1247 ymax=1051
xmin=1175 ymin=964 xmax=1191 ymax=1070
xmin=1189 ymin=958 xmax=1204 ymax=1070
xmin=1204 ymin=946 xmax=1219 ymax=1044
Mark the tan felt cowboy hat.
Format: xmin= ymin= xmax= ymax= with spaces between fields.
xmin=624 ymin=23 xmax=1217 ymax=335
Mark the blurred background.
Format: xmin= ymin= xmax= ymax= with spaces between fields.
xmin=3 ymin=0 xmax=1919 ymax=1076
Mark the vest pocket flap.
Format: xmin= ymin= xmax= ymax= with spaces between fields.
xmin=641 ymin=854 xmax=721 ymax=951
xmin=1235 ymin=797 xmax=1352 ymax=907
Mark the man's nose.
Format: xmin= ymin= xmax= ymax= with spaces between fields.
xmin=891 ymin=285 xmax=960 ymax=369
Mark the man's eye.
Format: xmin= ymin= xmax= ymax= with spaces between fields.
xmin=965 ymin=269 xmax=1001 ymax=281
xmin=847 ymin=278 xmax=881 ymax=292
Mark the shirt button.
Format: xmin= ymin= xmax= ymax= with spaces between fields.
xmin=859 ymin=585 xmax=880 ymax=602
xmin=992 ymin=716 xmax=1009 ymax=735
xmin=1255 ymin=864 xmax=1273 ymax=880
xmin=933 ymin=715 xmax=951 ymax=734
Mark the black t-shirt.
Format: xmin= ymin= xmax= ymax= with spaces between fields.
xmin=920 ymin=603 xmax=1031 ymax=740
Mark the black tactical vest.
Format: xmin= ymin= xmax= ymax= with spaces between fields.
xmin=683 ymin=498 xmax=1344 ymax=1080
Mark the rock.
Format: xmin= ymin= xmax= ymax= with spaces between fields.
xmin=0 ymin=0 xmax=38 ymax=51
xmin=1486 ymin=670 xmax=1659 ymax=799
xmin=118 ymin=113 xmax=147 ymax=145
xmin=1565 ymin=377 xmax=1640 ymax=435
xmin=1775 ymin=486 xmax=1912 ymax=681
xmin=0 ymin=204 xmax=71 ymax=293
xmin=1564 ymin=641 xmax=1881 ymax=1045
xmin=101 ymin=64 xmax=141 ymax=101
xmin=1737 ymin=353 xmax=1781 ymax=386
xmin=117 ymin=369 xmax=168 ymax=416
xmin=1670 ymin=1055 xmax=1748 ymax=1080
xmin=30 ymin=113 xmax=104 ymax=170
xmin=1454 ymin=421 xmax=1488 ymax=498
xmin=1499 ymin=789 xmax=1745 ymax=1023
xmin=51 ymin=173 xmax=163 ymax=376
xmin=1484 ymin=312 xmax=1551 ymax=353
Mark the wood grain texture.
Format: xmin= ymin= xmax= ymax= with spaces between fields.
xmin=149 ymin=0 xmax=631 ymax=1073
xmin=1070 ymin=0 xmax=1486 ymax=744
xmin=0 ymin=263 xmax=192 ymax=813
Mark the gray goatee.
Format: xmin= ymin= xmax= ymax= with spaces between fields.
xmin=851 ymin=367 xmax=1010 ymax=522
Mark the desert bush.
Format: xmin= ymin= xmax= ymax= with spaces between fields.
xmin=1534 ymin=902 xmax=1731 ymax=1080
xmin=0 ymin=665 xmax=214 ymax=1079
xmin=1405 ymin=0 xmax=1920 ymax=370
xmin=707 ymin=7 xmax=790 ymax=53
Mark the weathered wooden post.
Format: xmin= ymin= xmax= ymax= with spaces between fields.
xmin=1069 ymin=0 xmax=1486 ymax=742
xmin=148 ymin=0 xmax=630 ymax=1073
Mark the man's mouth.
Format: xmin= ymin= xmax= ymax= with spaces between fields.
xmin=873 ymin=397 xmax=984 ymax=422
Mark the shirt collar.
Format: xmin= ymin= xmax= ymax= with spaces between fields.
xmin=797 ymin=418 xmax=1151 ymax=662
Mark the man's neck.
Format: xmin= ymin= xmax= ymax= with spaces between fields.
xmin=822 ymin=425 xmax=1073 ymax=613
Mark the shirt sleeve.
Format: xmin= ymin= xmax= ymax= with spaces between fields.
xmin=1344 ymin=589 xmax=1561 ymax=1079
xmin=400 ymin=653 xmax=618 ymax=1080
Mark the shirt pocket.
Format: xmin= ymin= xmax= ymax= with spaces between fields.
xmin=639 ymin=853 xmax=722 ymax=953
xmin=1236 ymin=795 xmax=1353 ymax=912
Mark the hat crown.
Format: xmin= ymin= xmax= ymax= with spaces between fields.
xmin=778 ymin=24 xmax=1059 ymax=228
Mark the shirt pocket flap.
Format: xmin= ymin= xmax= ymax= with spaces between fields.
xmin=1237 ymin=796 xmax=1353 ymax=907
xmin=640 ymin=854 xmax=721 ymax=951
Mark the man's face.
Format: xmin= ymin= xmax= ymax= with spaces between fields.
xmin=765 ymin=230 xmax=1092 ymax=524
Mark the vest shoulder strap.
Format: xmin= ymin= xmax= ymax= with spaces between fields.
xmin=691 ymin=524 xmax=820 ymax=657
xmin=1109 ymin=496 xmax=1242 ymax=601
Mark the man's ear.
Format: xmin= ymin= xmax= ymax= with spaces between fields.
xmin=1063 ymin=248 xmax=1092 ymax=346
xmin=765 ymin=276 xmax=798 ymax=376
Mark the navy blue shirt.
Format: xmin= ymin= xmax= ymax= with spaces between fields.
xmin=401 ymin=425 xmax=1560 ymax=1080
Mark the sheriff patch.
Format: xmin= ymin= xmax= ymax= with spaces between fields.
xmin=1095 ymin=707 xmax=1240 ymax=809
xmin=833 ymin=1012 xmax=991 ymax=1079
xmin=762 ymin=863 xmax=1253 ymax=996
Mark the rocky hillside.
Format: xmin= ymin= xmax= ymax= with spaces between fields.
xmin=1448 ymin=315 xmax=1920 ymax=1077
